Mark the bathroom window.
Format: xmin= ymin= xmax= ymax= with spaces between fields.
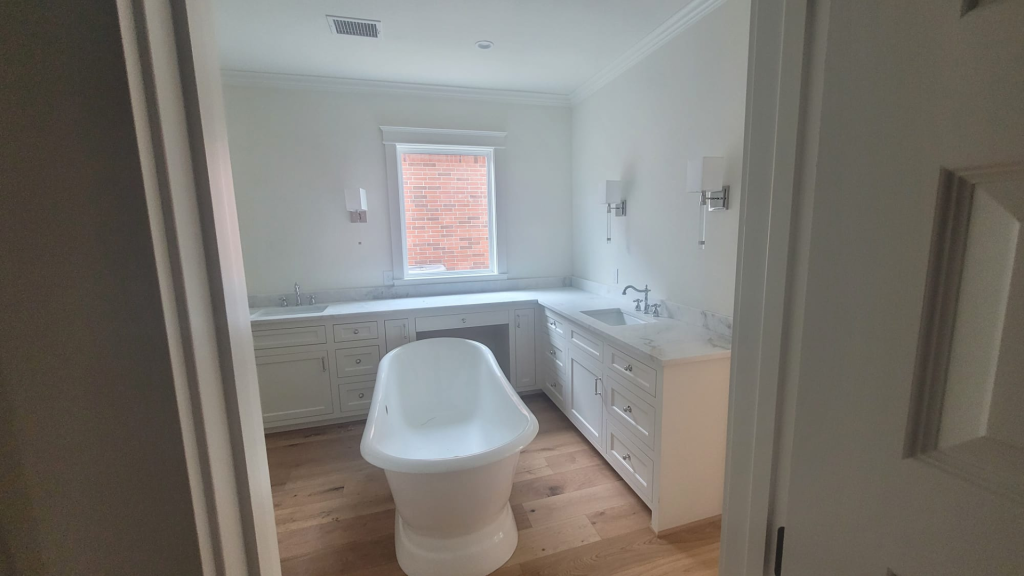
xmin=383 ymin=127 xmax=506 ymax=284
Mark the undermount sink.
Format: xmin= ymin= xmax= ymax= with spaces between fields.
xmin=252 ymin=304 xmax=328 ymax=318
xmin=581 ymin=308 xmax=651 ymax=327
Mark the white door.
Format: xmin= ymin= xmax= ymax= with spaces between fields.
xmin=783 ymin=2 xmax=1024 ymax=575
xmin=514 ymin=308 xmax=536 ymax=390
xmin=384 ymin=318 xmax=412 ymax=353
xmin=255 ymin=350 xmax=333 ymax=424
xmin=569 ymin=353 xmax=603 ymax=447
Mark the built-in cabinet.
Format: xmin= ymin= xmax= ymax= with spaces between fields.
xmin=568 ymin=354 xmax=603 ymax=447
xmin=252 ymin=303 xmax=538 ymax=432
xmin=251 ymin=299 xmax=728 ymax=534
xmin=254 ymin=349 xmax=333 ymax=423
xmin=536 ymin=307 xmax=730 ymax=533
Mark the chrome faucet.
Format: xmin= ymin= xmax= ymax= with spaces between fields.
xmin=294 ymin=283 xmax=302 ymax=307
xmin=622 ymin=284 xmax=652 ymax=314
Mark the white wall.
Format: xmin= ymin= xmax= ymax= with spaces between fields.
xmin=571 ymin=0 xmax=750 ymax=317
xmin=223 ymin=85 xmax=573 ymax=295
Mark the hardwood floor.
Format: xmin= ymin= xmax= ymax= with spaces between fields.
xmin=266 ymin=393 xmax=721 ymax=575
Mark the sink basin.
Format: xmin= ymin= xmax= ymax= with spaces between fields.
xmin=252 ymin=304 xmax=328 ymax=318
xmin=581 ymin=308 xmax=651 ymax=326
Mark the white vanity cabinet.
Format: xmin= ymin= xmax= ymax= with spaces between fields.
xmin=384 ymin=318 xmax=413 ymax=352
xmin=568 ymin=353 xmax=604 ymax=448
xmin=539 ymin=307 xmax=730 ymax=535
xmin=254 ymin=348 xmax=334 ymax=424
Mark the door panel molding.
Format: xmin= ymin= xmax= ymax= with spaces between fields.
xmin=906 ymin=162 xmax=1024 ymax=502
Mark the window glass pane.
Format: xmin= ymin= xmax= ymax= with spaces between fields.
xmin=401 ymin=153 xmax=491 ymax=274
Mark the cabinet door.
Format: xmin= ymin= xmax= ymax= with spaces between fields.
xmin=569 ymin=353 xmax=604 ymax=448
xmin=384 ymin=318 xmax=412 ymax=353
xmin=255 ymin=350 xmax=334 ymax=424
xmin=514 ymin=308 xmax=536 ymax=390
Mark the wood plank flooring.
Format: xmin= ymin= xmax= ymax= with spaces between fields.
xmin=266 ymin=393 xmax=720 ymax=575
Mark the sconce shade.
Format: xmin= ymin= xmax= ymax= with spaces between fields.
xmin=601 ymin=180 xmax=624 ymax=204
xmin=687 ymin=157 xmax=725 ymax=192
xmin=345 ymin=188 xmax=368 ymax=211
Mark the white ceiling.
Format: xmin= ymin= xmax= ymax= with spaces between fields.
xmin=214 ymin=0 xmax=695 ymax=96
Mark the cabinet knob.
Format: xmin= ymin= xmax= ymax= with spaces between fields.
xmin=461 ymin=318 xmax=467 ymax=324
xmin=623 ymin=453 xmax=631 ymax=462
xmin=548 ymin=350 xmax=555 ymax=356
xmin=625 ymin=364 xmax=633 ymax=372
xmin=358 ymin=392 xmax=364 ymax=399
xmin=355 ymin=359 xmax=362 ymax=365
xmin=353 ymin=328 xmax=359 ymax=334
xmin=623 ymin=405 xmax=632 ymax=414
xmin=549 ymin=320 xmax=556 ymax=327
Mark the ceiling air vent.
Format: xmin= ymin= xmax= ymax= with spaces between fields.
xmin=326 ymin=16 xmax=381 ymax=38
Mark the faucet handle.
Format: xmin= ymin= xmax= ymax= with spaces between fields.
xmin=308 ymin=294 xmax=316 ymax=305
xmin=633 ymin=298 xmax=643 ymax=312
xmin=278 ymin=297 xmax=289 ymax=307
xmin=650 ymin=303 xmax=662 ymax=317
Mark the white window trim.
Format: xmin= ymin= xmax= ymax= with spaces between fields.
xmin=382 ymin=127 xmax=508 ymax=283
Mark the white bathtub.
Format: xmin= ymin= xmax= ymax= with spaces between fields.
xmin=360 ymin=338 xmax=539 ymax=576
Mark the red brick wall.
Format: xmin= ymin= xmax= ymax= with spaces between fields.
xmin=401 ymin=153 xmax=491 ymax=272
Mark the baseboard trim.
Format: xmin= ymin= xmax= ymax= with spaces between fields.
xmin=655 ymin=514 xmax=723 ymax=538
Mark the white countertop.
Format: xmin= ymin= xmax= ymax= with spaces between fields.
xmin=249 ymin=288 xmax=731 ymax=366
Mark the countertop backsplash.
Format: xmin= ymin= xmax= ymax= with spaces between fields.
xmin=247 ymin=276 xmax=571 ymax=309
xmin=248 ymin=274 xmax=731 ymax=340
xmin=570 ymin=277 xmax=733 ymax=339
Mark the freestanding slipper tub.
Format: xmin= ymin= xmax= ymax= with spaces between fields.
xmin=360 ymin=338 xmax=539 ymax=576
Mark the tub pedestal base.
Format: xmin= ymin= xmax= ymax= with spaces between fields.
xmin=395 ymin=502 xmax=519 ymax=576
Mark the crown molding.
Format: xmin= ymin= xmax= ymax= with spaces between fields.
xmin=569 ymin=0 xmax=727 ymax=106
xmin=220 ymin=70 xmax=571 ymax=107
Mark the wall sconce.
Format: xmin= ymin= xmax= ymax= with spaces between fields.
xmin=345 ymin=188 xmax=368 ymax=223
xmin=600 ymin=180 xmax=626 ymax=244
xmin=686 ymin=157 xmax=728 ymax=248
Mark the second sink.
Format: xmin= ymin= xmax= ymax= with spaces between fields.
xmin=581 ymin=308 xmax=651 ymax=326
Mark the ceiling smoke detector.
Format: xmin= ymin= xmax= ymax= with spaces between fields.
xmin=475 ymin=40 xmax=494 ymax=50
xmin=326 ymin=16 xmax=381 ymax=38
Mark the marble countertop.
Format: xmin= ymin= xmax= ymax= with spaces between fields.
xmin=250 ymin=288 xmax=731 ymax=366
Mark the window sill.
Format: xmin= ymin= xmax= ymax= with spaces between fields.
xmin=392 ymin=273 xmax=508 ymax=286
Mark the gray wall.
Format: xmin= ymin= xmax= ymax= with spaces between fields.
xmin=0 ymin=1 xmax=204 ymax=574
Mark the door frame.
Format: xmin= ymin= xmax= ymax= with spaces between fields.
xmin=119 ymin=0 xmax=816 ymax=573
xmin=720 ymin=0 xmax=817 ymax=574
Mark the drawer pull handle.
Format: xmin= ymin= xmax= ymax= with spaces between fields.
xmin=594 ymin=377 xmax=602 ymax=396
xmin=353 ymin=328 xmax=359 ymax=334
xmin=321 ymin=357 xmax=326 ymax=372
xmin=623 ymin=405 xmax=632 ymax=414
xmin=462 ymin=318 xmax=467 ymax=324
xmin=624 ymin=364 xmax=633 ymax=372
xmin=358 ymin=392 xmax=364 ymax=399
xmin=355 ymin=359 xmax=362 ymax=365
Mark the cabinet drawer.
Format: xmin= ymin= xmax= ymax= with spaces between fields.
xmin=252 ymin=325 xmax=327 ymax=350
xmin=338 ymin=382 xmax=374 ymax=415
xmin=333 ymin=321 xmax=379 ymax=343
xmin=606 ymin=422 xmax=654 ymax=503
xmin=605 ymin=374 xmax=656 ymax=452
xmin=538 ymin=333 xmax=567 ymax=376
xmin=606 ymin=346 xmax=658 ymax=399
xmin=569 ymin=324 xmax=604 ymax=363
xmin=541 ymin=311 xmax=568 ymax=341
xmin=539 ymin=368 xmax=566 ymax=410
xmin=416 ymin=309 xmax=509 ymax=332
xmin=335 ymin=346 xmax=380 ymax=379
